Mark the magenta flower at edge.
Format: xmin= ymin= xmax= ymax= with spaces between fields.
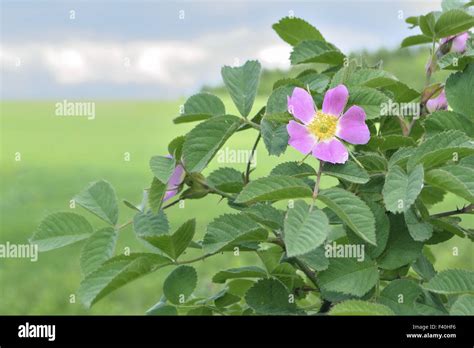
xmin=163 ymin=155 xmax=185 ymax=201
xmin=440 ymin=32 xmax=469 ymax=54
xmin=287 ymin=85 xmax=370 ymax=164
xmin=426 ymin=89 xmax=448 ymax=113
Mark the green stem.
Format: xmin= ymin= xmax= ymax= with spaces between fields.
xmin=309 ymin=161 xmax=323 ymax=212
xmin=174 ymin=252 xmax=217 ymax=265
xmin=245 ymin=133 xmax=261 ymax=183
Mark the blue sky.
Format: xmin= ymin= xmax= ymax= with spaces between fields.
xmin=1 ymin=0 xmax=441 ymax=99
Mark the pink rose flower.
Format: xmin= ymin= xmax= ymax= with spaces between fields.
xmin=163 ymin=155 xmax=185 ymax=201
xmin=426 ymin=89 xmax=448 ymax=113
xmin=286 ymin=85 xmax=370 ymax=164
xmin=440 ymin=32 xmax=469 ymax=54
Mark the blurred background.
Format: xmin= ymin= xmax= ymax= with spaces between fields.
xmin=1 ymin=0 xmax=472 ymax=314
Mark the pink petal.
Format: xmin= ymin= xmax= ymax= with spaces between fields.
xmin=426 ymin=90 xmax=447 ymax=113
xmin=163 ymin=164 xmax=185 ymax=202
xmin=312 ymin=138 xmax=348 ymax=164
xmin=322 ymin=84 xmax=349 ymax=116
xmin=451 ymin=32 xmax=469 ymax=53
xmin=287 ymin=120 xmax=317 ymax=154
xmin=336 ymin=106 xmax=370 ymax=145
xmin=287 ymin=87 xmax=315 ymax=124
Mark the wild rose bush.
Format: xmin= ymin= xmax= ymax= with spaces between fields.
xmin=31 ymin=3 xmax=474 ymax=315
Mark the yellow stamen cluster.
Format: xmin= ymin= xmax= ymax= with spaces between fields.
xmin=307 ymin=111 xmax=338 ymax=141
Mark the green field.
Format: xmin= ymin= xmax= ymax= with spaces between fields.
xmin=1 ymin=96 xmax=472 ymax=315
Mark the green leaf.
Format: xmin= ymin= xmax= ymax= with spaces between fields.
xmin=235 ymin=175 xmax=312 ymax=204
xmin=74 ymin=180 xmax=119 ymax=225
xmin=270 ymin=161 xmax=315 ymax=177
xmin=163 ymin=265 xmax=198 ymax=305
xmin=450 ymin=295 xmax=474 ymax=315
xmin=346 ymin=201 xmax=390 ymax=259
xmin=266 ymin=85 xmax=295 ymax=115
xmin=283 ymin=201 xmax=329 ymax=257
xmin=168 ymin=136 xmax=185 ymax=160
xmin=323 ymin=161 xmax=370 ymax=184
xmin=174 ymin=93 xmax=226 ymax=124
xmin=419 ymin=12 xmax=438 ymax=38
xmin=412 ymin=253 xmax=437 ymax=281
xmin=182 ymin=115 xmax=241 ymax=173
xmin=401 ymin=34 xmax=433 ymax=47
xmin=272 ymin=17 xmax=325 ymax=45
xmin=271 ymin=263 xmax=305 ymax=291
xmin=358 ymin=152 xmax=388 ymax=173
xmin=290 ymin=40 xmax=345 ymax=65
xmin=30 ymin=212 xmax=93 ymax=252
xmin=368 ymin=135 xmax=416 ymax=152
xmin=244 ymin=204 xmax=285 ymax=230
xmin=141 ymin=219 xmax=196 ymax=260
xmin=445 ymin=64 xmax=474 ymax=117
xmin=318 ymin=188 xmax=376 ymax=245
xmin=212 ymin=266 xmax=267 ymax=283
xmin=298 ymin=72 xmax=330 ymax=93
xmin=133 ymin=210 xmax=169 ymax=243
xmin=298 ymin=245 xmax=329 ymax=271
xmin=202 ymin=213 xmax=268 ymax=254
xmin=329 ymin=300 xmax=395 ymax=316
xmin=317 ymin=258 xmax=379 ymax=297
xmin=425 ymin=164 xmax=474 ymax=203
xmin=379 ymin=279 xmax=423 ymax=315
xmin=404 ymin=208 xmax=434 ymax=241
xmin=80 ymin=227 xmax=117 ymax=276
xmin=245 ymin=278 xmax=298 ymax=314
xmin=423 ymin=269 xmax=474 ymax=294
xmin=207 ymin=167 xmax=244 ymax=193
xmin=424 ymin=110 xmax=474 ymax=138
xmin=260 ymin=119 xmax=288 ymax=156
xmin=78 ymin=253 xmax=172 ymax=307
xmin=377 ymin=214 xmax=424 ymax=270
xmin=347 ymin=86 xmax=389 ymax=119
xmin=148 ymin=177 xmax=167 ymax=212
xmin=382 ymin=165 xmax=424 ymax=213
xmin=149 ymin=155 xmax=175 ymax=184
xmin=407 ymin=130 xmax=474 ymax=171
xmin=221 ymin=60 xmax=261 ymax=117
xmin=434 ymin=9 xmax=474 ymax=37
xmin=146 ymin=302 xmax=178 ymax=316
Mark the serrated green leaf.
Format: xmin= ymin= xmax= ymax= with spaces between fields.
xmin=404 ymin=208 xmax=434 ymax=241
xmin=163 ymin=265 xmax=198 ymax=305
xmin=412 ymin=253 xmax=437 ymax=281
xmin=377 ymin=214 xmax=424 ymax=270
xmin=235 ymin=175 xmax=312 ymax=204
xmin=283 ymin=201 xmax=329 ymax=257
xmin=298 ymin=245 xmax=329 ymax=271
xmin=450 ymin=295 xmax=474 ymax=315
xmin=182 ymin=115 xmax=241 ymax=173
xmin=245 ymin=278 xmax=298 ymax=315
xmin=74 ymin=180 xmax=119 ymax=225
xmin=290 ymin=40 xmax=345 ymax=65
xmin=207 ymin=167 xmax=244 ymax=193
xmin=347 ymin=86 xmax=389 ymax=119
xmin=317 ymin=257 xmax=379 ymax=297
xmin=407 ymin=130 xmax=474 ymax=171
xmin=174 ymin=93 xmax=226 ymax=124
xmin=323 ymin=161 xmax=370 ymax=184
xmin=142 ymin=219 xmax=196 ymax=260
xmin=434 ymin=9 xmax=474 ymax=37
xmin=30 ymin=212 xmax=93 ymax=252
xmin=358 ymin=152 xmax=388 ymax=173
xmin=261 ymin=119 xmax=288 ymax=156
xmin=80 ymin=227 xmax=117 ymax=276
xmin=401 ymin=34 xmax=433 ymax=47
xmin=221 ymin=60 xmax=261 ymax=117
xmin=318 ymin=188 xmax=376 ymax=246
xmin=149 ymin=155 xmax=175 ymax=184
xmin=244 ymin=204 xmax=285 ymax=230
xmin=425 ymin=111 xmax=474 ymax=138
xmin=425 ymin=164 xmax=474 ymax=203
xmin=379 ymin=279 xmax=423 ymax=315
xmin=78 ymin=253 xmax=172 ymax=307
xmin=383 ymin=165 xmax=424 ymax=213
xmin=266 ymin=85 xmax=296 ymax=115
xmin=146 ymin=302 xmax=178 ymax=316
xmin=202 ymin=213 xmax=268 ymax=254
xmin=148 ymin=177 xmax=167 ymax=212
xmin=257 ymin=245 xmax=284 ymax=273
xmin=212 ymin=266 xmax=267 ymax=283
xmin=423 ymin=269 xmax=474 ymax=294
xmin=133 ymin=210 xmax=169 ymax=243
xmin=270 ymin=161 xmax=315 ymax=177
xmin=272 ymin=17 xmax=325 ymax=46
xmin=329 ymin=300 xmax=395 ymax=315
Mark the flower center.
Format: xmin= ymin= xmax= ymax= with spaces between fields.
xmin=307 ymin=111 xmax=338 ymax=141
